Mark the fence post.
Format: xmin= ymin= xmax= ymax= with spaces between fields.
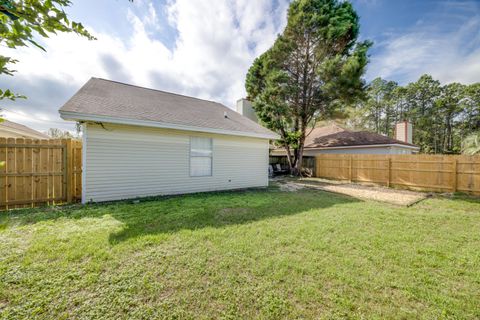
xmin=65 ymin=139 xmax=73 ymax=203
xmin=452 ymin=158 xmax=457 ymax=193
xmin=387 ymin=158 xmax=392 ymax=188
xmin=349 ymin=155 xmax=353 ymax=183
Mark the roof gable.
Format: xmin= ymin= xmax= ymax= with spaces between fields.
xmin=59 ymin=78 xmax=278 ymax=139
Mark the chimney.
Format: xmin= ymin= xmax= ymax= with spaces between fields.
xmin=395 ymin=121 xmax=413 ymax=144
xmin=236 ymin=98 xmax=258 ymax=123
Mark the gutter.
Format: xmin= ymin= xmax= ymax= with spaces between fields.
xmin=303 ymin=144 xmax=420 ymax=150
xmin=271 ymin=143 xmax=420 ymax=153
xmin=60 ymin=111 xmax=280 ymax=140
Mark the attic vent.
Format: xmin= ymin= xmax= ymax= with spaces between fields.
xmin=224 ymin=111 xmax=228 ymax=118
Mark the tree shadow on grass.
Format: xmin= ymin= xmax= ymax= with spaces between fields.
xmin=106 ymin=187 xmax=360 ymax=244
xmin=0 ymin=187 xmax=360 ymax=243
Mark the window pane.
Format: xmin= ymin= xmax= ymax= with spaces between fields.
xmin=191 ymin=137 xmax=212 ymax=153
xmin=190 ymin=157 xmax=212 ymax=176
xmin=190 ymin=137 xmax=213 ymax=176
xmin=191 ymin=149 xmax=212 ymax=157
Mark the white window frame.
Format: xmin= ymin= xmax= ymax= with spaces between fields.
xmin=189 ymin=137 xmax=213 ymax=177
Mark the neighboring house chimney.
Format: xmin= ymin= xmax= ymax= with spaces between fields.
xmin=395 ymin=121 xmax=413 ymax=144
xmin=236 ymin=98 xmax=258 ymax=123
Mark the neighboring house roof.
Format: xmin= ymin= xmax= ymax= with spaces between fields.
xmin=272 ymin=123 xmax=419 ymax=152
xmin=304 ymin=123 xmax=418 ymax=149
xmin=0 ymin=120 xmax=50 ymax=139
xmin=59 ymin=78 xmax=279 ymax=140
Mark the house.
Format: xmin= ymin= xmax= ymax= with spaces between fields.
xmin=0 ymin=119 xmax=50 ymax=139
xmin=270 ymin=122 xmax=419 ymax=156
xmin=59 ymin=78 xmax=279 ymax=203
xmin=235 ymin=99 xmax=419 ymax=156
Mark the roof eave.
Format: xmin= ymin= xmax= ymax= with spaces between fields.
xmin=271 ymin=143 xmax=420 ymax=152
xmin=304 ymin=144 xmax=420 ymax=150
xmin=60 ymin=111 xmax=280 ymax=140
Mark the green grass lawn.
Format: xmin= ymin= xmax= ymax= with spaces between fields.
xmin=1 ymin=185 xmax=479 ymax=319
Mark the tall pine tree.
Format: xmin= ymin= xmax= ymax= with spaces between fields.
xmin=246 ymin=0 xmax=370 ymax=175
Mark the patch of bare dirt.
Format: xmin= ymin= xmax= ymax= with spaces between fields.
xmin=278 ymin=182 xmax=305 ymax=192
xmin=276 ymin=178 xmax=427 ymax=206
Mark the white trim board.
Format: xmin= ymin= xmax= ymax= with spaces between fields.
xmin=60 ymin=111 xmax=279 ymax=140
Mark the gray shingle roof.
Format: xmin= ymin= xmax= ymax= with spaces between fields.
xmin=59 ymin=78 xmax=277 ymax=139
xmin=0 ymin=120 xmax=50 ymax=139
xmin=304 ymin=123 xmax=418 ymax=148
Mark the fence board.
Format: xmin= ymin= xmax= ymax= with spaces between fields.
xmin=0 ymin=138 xmax=82 ymax=210
xmin=15 ymin=139 xmax=25 ymax=208
xmin=53 ymin=139 xmax=62 ymax=202
xmin=6 ymin=138 xmax=16 ymax=207
xmin=32 ymin=139 xmax=41 ymax=206
xmin=316 ymin=154 xmax=480 ymax=196
xmin=0 ymin=138 xmax=5 ymax=209
xmin=73 ymin=140 xmax=82 ymax=201
xmin=39 ymin=139 xmax=49 ymax=204
xmin=24 ymin=139 xmax=33 ymax=208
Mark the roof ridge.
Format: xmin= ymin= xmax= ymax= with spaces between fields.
xmin=3 ymin=119 xmax=34 ymax=130
xmin=0 ymin=119 xmax=49 ymax=138
xmin=92 ymin=77 xmax=228 ymax=108
xmin=354 ymin=130 xmax=416 ymax=146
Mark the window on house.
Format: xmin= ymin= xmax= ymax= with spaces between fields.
xmin=190 ymin=137 xmax=212 ymax=177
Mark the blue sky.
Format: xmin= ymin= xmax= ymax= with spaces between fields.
xmin=0 ymin=0 xmax=479 ymax=132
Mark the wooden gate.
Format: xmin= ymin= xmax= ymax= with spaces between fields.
xmin=0 ymin=138 xmax=82 ymax=210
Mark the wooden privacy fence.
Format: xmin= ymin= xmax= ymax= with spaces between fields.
xmin=0 ymin=138 xmax=82 ymax=210
xmin=316 ymin=154 xmax=480 ymax=195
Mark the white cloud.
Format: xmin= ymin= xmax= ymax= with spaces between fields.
xmin=0 ymin=0 xmax=289 ymax=131
xmin=367 ymin=8 xmax=480 ymax=85
xmin=355 ymin=0 xmax=380 ymax=6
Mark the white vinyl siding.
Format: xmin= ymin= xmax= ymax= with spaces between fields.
xmin=83 ymin=123 xmax=269 ymax=203
xmin=190 ymin=137 xmax=212 ymax=177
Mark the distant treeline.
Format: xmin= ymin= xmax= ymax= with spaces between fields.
xmin=349 ymin=75 xmax=480 ymax=154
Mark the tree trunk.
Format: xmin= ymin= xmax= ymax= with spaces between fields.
xmin=284 ymin=143 xmax=294 ymax=171
xmin=295 ymin=144 xmax=305 ymax=177
xmin=291 ymin=131 xmax=306 ymax=177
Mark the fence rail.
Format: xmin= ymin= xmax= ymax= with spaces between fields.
xmin=315 ymin=154 xmax=480 ymax=195
xmin=0 ymin=138 xmax=82 ymax=210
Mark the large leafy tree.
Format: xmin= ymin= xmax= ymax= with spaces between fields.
xmin=0 ymin=0 xmax=95 ymax=101
xmin=246 ymin=0 xmax=370 ymax=175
